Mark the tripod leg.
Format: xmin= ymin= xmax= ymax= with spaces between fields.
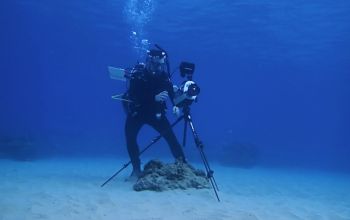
xmin=186 ymin=114 xmax=220 ymax=202
xmin=183 ymin=120 xmax=188 ymax=147
xmin=101 ymin=115 xmax=185 ymax=187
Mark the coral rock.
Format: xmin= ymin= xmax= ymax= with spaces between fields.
xmin=133 ymin=160 xmax=210 ymax=191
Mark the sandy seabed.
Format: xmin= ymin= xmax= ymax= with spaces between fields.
xmin=0 ymin=157 xmax=349 ymax=220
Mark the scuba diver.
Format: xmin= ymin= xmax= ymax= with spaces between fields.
xmin=123 ymin=49 xmax=186 ymax=180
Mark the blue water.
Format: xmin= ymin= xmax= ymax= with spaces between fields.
xmin=1 ymin=0 xmax=350 ymax=172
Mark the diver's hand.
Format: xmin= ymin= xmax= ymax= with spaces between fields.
xmin=173 ymin=106 xmax=180 ymax=117
xmin=155 ymin=91 xmax=168 ymax=102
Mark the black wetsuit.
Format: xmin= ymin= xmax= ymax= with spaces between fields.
xmin=125 ymin=68 xmax=185 ymax=172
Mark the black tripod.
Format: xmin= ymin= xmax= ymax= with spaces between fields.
xmin=101 ymin=105 xmax=220 ymax=202
xmin=180 ymin=105 xmax=220 ymax=201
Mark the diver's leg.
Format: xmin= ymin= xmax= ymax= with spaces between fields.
xmin=125 ymin=115 xmax=143 ymax=175
xmin=148 ymin=116 xmax=186 ymax=161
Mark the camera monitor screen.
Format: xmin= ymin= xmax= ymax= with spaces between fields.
xmin=108 ymin=66 xmax=126 ymax=81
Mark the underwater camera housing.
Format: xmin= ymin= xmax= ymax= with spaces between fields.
xmin=174 ymin=62 xmax=200 ymax=107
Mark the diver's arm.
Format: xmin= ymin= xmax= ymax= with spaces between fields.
xmin=164 ymin=77 xmax=181 ymax=116
xmin=155 ymin=91 xmax=169 ymax=102
xmin=164 ymin=76 xmax=176 ymax=105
